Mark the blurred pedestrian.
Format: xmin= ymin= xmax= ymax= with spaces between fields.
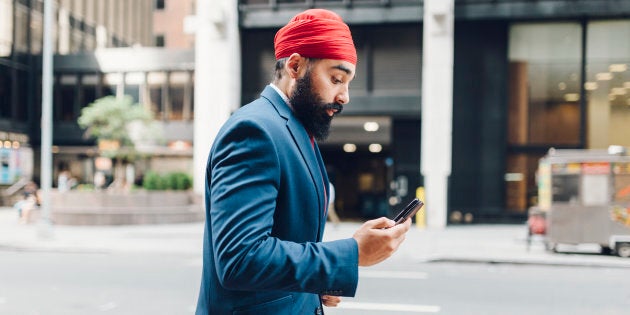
xmin=195 ymin=8 xmax=411 ymax=315
xmin=57 ymin=170 xmax=70 ymax=192
xmin=15 ymin=181 xmax=39 ymax=224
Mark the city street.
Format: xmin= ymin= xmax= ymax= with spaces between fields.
xmin=0 ymin=251 xmax=201 ymax=315
xmin=329 ymin=260 xmax=630 ymax=315
xmin=1 ymin=250 xmax=629 ymax=315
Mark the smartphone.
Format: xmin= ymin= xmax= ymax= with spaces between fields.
xmin=391 ymin=198 xmax=424 ymax=225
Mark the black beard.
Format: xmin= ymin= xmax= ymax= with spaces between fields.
xmin=289 ymin=73 xmax=342 ymax=141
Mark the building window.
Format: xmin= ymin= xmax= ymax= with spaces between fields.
xmin=155 ymin=35 xmax=165 ymax=47
xmin=372 ymin=25 xmax=422 ymax=93
xmin=58 ymin=75 xmax=78 ymax=121
xmin=148 ymin=72 xmax=166 ymax=120
xmin=0 ymin=0 xmax=13 ymax=57
xmin=169 ymin=72 xmax=191 ymax=121
xmin=81 ymin=74 xmax=99 ymax=109
xmin=155 ymin=0 xmax=165 ymax=10
xmin=16 ymin=70 xmax=28 ymax=121
xmin=14 ymin=3 xmax=29 ymax=53
xmin=125 ymin=72 xmax=144 ymax=104
xmin=586 ymin=20 xmax=630 ymax=149
xmin=0 ymin=66 xmax=11 ymax=118
xmin=505 ymin=22 xmax=583 ymax=213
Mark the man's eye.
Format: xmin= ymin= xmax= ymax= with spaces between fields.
xmin=332 ymin=77 xmax=342 ymax=84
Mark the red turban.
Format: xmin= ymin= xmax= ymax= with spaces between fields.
xmin=274 ymin=9 xmax=357 ymax=65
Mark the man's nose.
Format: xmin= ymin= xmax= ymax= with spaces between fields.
xmin=335 ymin=86 xmax=350 ymax=105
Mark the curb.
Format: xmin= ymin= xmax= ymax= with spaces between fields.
xmin=423 ymin=255 xmax=630 ymax=269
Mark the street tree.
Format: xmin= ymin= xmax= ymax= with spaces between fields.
xmin=78 ymin=95 xmax=155 ymax=190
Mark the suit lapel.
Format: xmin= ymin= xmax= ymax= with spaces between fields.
xmin=261 ymin=86 xmax=326 ymax=236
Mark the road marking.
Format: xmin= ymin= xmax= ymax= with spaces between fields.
xmin=359 ymin=270 xmax=428 ymax=280
xmin=337 ymin=302 xmax=440 ymax=313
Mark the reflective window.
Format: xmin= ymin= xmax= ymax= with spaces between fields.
xmin=508 ymin=23 xmax=582 ymax=146
xmin=505 ymin=22 xmax=583 ymax=213
xmin=169 ymin=72 xmax=189 ymax=121
xmin=586 ymin=20 xmax=630 ymax=149
xmin=16 ymin=70 xmax=27 ymax=121
xmin=30 ymin=10 xmax=43 ymax=54
xmin=372 ymin=25 xmax=421 ymax=93
xmin=148 ymin=72 xmax=166 ymax=120
xmin=81 ymin=74 xmax=98 ymax=108
xmin=0 ymin=66 xmax=11 ymax=117
xmin=125 ymin=72 xmax=145 ymax=104
xmin=15 ymin=4 xmax=29 ymax=53
xmin=0 ymin=0 xmax=12 ymax=57
xmin=59 ymin=75 xmax=78 ymax=121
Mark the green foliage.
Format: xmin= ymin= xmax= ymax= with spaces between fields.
xmin=75 ymin=184 xmax=95 ymax=191
xmin=142 ymin=171 xmax=166 ymax=190
xmin=169 ymin=172 xmax=193 ymax=190
xmin=142 ymin=171 xmax=192 ymax=191
xmin=78 ymin=95 xmax=153 ymax=146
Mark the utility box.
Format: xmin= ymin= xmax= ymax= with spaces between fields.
xmin=536 ymin=146 xmax=630 ymax=257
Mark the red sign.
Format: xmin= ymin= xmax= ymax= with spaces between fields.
xmin=582 ymin=162 xmax=610 ymax=174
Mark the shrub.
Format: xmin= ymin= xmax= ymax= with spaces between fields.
xmin=143 ymin=171 xmax=192 ymax=191
xmin=143 ymin=171 xmax=164 ymax=190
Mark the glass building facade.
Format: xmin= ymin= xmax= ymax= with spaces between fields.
xmin=2 ymin=0 xmax=629 ymax=222
xmin=239 ymin=0 xmax=630 ymax=222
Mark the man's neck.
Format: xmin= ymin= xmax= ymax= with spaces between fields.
xmin=270 ymin=83 xmax=290 ymax=105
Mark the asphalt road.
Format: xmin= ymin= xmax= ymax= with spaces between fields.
xmin=1 ymin=251 xmax=629 ymax=315
xmin=0 ymin=251 xmax=201 ymax=315
xmin=328 ymin=260 xmax=630 ymax=315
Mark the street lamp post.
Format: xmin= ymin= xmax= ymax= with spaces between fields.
xmin=39 ymin=0 xmax=54 ymax=237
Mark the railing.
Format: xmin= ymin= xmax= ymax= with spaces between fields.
xmin=0 ymin=177 xmax=30 ymax=206
xmin=3 ymin=177 xmax=30 ymax=197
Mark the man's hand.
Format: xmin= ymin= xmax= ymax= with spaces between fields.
xmin=352 ymin=217 xmax=411 ymax=266
xmin=321 ymin=295 xmax=341 ymax=307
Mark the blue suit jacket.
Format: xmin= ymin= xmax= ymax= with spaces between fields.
xmin=196 ymin=86 xmax=359 ymax=315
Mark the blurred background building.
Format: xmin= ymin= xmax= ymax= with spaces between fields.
xmin=1 ymin=0 xmax=629 ymax=225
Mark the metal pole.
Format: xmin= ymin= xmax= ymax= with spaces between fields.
xmin=39 ymin=0 xmax=54 ymax=237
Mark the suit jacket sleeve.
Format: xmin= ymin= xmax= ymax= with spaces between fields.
xmin=208 ymin=117 xmax=359 ymax=296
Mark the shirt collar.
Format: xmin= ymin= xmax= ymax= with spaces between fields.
xmin=270 ymin=83 xmax=290 ymax=105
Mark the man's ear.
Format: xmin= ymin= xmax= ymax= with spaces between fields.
xmin=285 ymin=53 xmax=305 ymax=79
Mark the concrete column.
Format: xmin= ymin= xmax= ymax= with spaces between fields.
xmin=421 ymin=0 xmax=454 ymax=228
xmin=193 ymin=0 xmax=241 ymax=195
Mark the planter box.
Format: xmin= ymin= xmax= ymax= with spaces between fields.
xmin=49 ymin=190 xmax=204 ymax=225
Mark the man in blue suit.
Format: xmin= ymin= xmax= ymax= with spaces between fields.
xmin=196 ymin=9 xmax=411 ymax=315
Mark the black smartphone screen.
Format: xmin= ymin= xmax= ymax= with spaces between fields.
xmin=391 ymin=198 xmax=424 ymax=225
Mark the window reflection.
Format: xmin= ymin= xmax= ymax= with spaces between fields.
xmin=125 ymin=72 xmax=145 ymax=104
xmin=0 ymin=66 xmax=11 ymax=117
xmin=59 ymin=75 xmax=78 ymax=121
xmin=506 ymin=22 xmax=583 ymax=213
xmin=0 ymin=0 xmax=12 ymax=57
xmin=148 ymin=72 xmax=166 ymax=120
xmin=15 ymin=3 xmax=29 ymax=53
xmin=30 ymin=10 xmax=43 ymax=54
xmin=81 ymin=74 xmax=99 ymax=108
xmin=508 ymin=23 xmax=582 ymax=147
xmin=169 ymin=72 xmax=188 ymax=121
xmin=586 ymin=21 xmax=630 ymax=149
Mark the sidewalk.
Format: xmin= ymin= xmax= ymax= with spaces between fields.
xmin=1 ymin=207 xmax=629 ymax=268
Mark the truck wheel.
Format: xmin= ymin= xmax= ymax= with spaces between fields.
xmin=600 ymin=246 xmax=613 ymax=255
xmin=616 ymin=243 xmax=630 ymax=258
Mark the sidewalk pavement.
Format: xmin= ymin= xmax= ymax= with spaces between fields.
xmin=1 ymin=207 xmax=629 ymax=268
